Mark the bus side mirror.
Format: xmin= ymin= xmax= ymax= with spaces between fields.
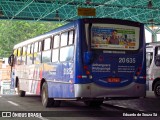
xmin=8 ymin=54 xmax=14 ymax=66
xmin=84 ymin=51 xmax=94 ymax=65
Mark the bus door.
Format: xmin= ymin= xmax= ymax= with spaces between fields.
xmin=146 ymin=46 xmax=154 ymax=91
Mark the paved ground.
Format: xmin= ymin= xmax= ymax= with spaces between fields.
xmin=0 ymin=91 xmax=159 ymax=120
xmin=104 ymin=91 xmax=160 ymax=112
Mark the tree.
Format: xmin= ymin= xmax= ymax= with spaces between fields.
xmin=0 ymin=20 xmax=64 ymax=57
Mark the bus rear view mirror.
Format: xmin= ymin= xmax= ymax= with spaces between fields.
xmin=8 ymin=54 xmax=14 ymax=66
xmin=84 ymin=51 xmax=93 ymax=65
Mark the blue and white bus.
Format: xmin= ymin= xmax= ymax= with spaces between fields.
xmin=8 ymin=18 xmax=146 ymax=107
xmin=146 ymin=42 xmax=160 ymax=97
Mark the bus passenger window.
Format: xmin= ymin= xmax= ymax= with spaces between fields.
xmin=31 ymin=44 xmax=34 ymax=54
xmin=17 ymin=47 xmax=22 ymax=65
xmin=52 ymin=49 xmax=59 ymax=62
xmin=61 ymin=32 xmax=68 ymax=47
xmin=44 ymin=38 xmax=51 ymax=50
xmin=68 ymin=30 xmax=74 ymax=45
xmin=22 ymin=46 xmax=26 ymax=56
xmin=60 ymin=46 xmax=74 ymax=62
xmin=38 ymin=42 xmax=42 ymax=52
xmin=13 ymin=49 xmax=18 ymax=56
xmin=22 ymin=46 xmax=27 ymax=65
xmin=34 ymin=42 xmax=38 ymax=53
xmin=18 ymin=47 xmax=21 ymax=57
xmin=33 ymin=42 xmax=41 ymax=64
xmin=13 ymin=49 xmax=18 ymax=64
xmin=53 ymin=35 xmax=60 ymax=48
xmin=26 ymin=44 xmax=33 ymax=65
xmin=27 ymin=45 xmax=31 ymax=55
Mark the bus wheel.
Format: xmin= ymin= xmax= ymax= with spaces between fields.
xmin=17 ymin=81 xmax=25 ymax=97
xmin=154 ymin=81 xmax=160 ymax=98
xmin=41 ymin=82 xmax=53 ymax=107
xmin=84 ymin=100 xmax=103 ymax=107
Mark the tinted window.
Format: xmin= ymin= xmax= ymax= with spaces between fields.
xmin=42 ymin=51 xmax=51 ymax=63
xmin=60 ymin=46 xmax=74 ymax=62
xmin=68 ymin=30 xmax=74 ymax=45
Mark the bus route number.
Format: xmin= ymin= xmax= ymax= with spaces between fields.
xmin=119 ymin=58 xmax=136 ymax=64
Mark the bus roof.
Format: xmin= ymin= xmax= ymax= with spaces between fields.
xmin=13 ymin=20 xmax=76 ymax=49
xmin=13 ymin=18 xmax=143 ymax=49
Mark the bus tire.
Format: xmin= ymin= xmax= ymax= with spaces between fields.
xmin=53 ymin=100 xmax=61 ymax=107
xmin=17 ymin=81 xmax=25 ymax=97
xmin=84 ymin=100 xmax=103 ymax=107
xmin=154 ymin=81 xmax=160 ymax=98
xmin=41 ymin=82 xmax=53 ymax=107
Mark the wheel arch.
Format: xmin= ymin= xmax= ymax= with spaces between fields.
xmin=152 ymin=78 xmax=160 ymax=91
xmin=40 ymin=78 xmax=46 ymax=95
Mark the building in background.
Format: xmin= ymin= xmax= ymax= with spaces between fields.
xmin=0 ymin=58 xmax=14 ymax=94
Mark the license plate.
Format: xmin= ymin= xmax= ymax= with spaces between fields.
xmin=107 ymin=78 xmax=120 ymax=83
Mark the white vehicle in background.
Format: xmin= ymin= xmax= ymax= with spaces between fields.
xmin=146 ymin=42 xmax=160 ymax=97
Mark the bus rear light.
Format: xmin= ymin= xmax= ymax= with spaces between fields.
xmin=77 ymin=75 xmax=82 ymax=79
xmin=135 ymin=65 xmax=142 ymax=76
xmin=77 ymin=75 xmax=87 ymax=79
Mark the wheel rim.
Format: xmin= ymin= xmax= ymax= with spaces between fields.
xmin=42 ymin=87 xmax=47 ymax=106
xmin=156 ymin=86 xmax=160 ymax=96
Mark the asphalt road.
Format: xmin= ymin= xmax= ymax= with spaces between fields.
xmin=0 ymin=91 xmax=159 ymax=120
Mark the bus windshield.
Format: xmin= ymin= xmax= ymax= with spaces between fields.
xmin=91 ymin=24 xmax=140 ymax=50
